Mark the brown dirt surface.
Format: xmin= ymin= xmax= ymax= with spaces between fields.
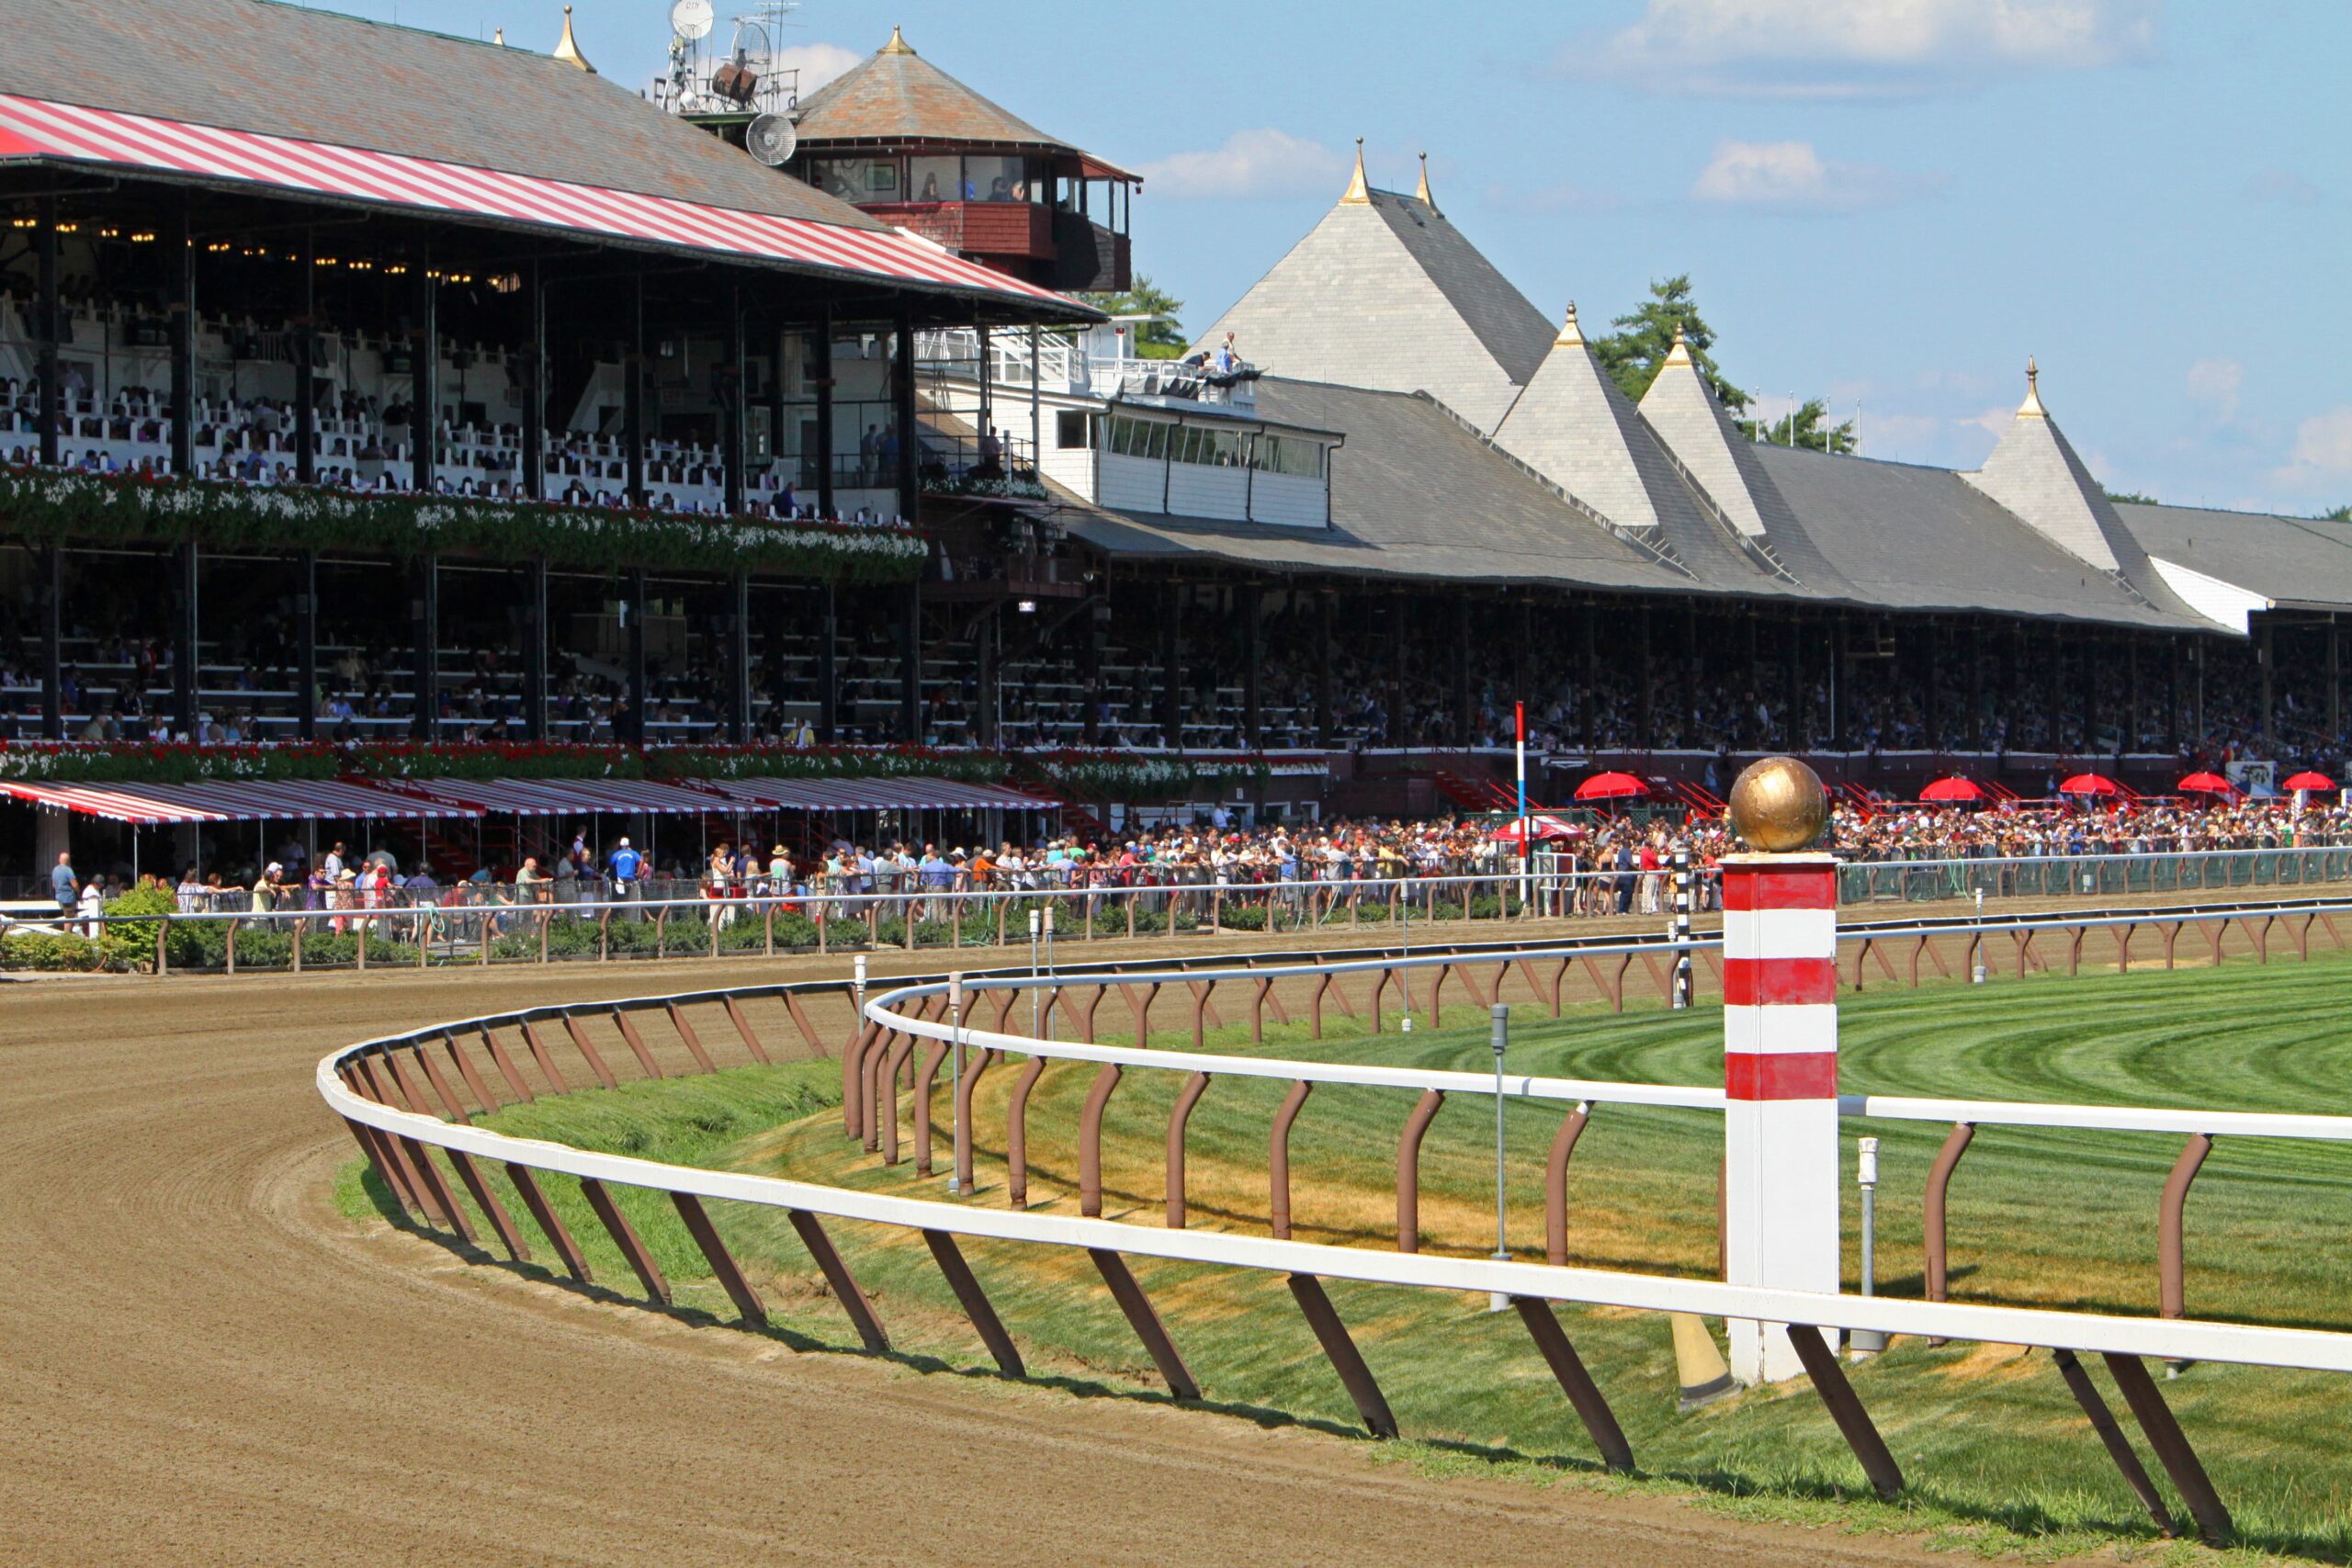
xmin=0 ymin=954 xmax=1953 ymax=1566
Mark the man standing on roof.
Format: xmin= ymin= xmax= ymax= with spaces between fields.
xmin=608 ymin=836 xmax=644 ymax=921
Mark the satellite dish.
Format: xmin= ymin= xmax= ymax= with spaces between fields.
xmin=745 ymin=113 xmax=797 ymax=167
xmin=669 ymin=0 xmax=714 ymax=41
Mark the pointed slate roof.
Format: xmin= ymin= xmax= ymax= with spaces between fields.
xmin=1961 ymin=360 xmax=2155 ymax=581
xmin=1197 ymin=155 xmax=1554 ymax=434
xmin=1635 ymin=331 xmax=1848 ymax=587
xmin=792 ymin=27 xmax=1133 ymax=176
xmin=1492 ymin=304 xmax=1671 ymax=529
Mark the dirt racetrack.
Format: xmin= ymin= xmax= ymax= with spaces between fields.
xmin=0 ymin=958 xmax=1953 ymax=1567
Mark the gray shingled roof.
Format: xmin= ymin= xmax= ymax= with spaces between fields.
xmin=1962 ymin=400 xmax=2153 ymax=580
xmin=1752 ymin=444 xmax=2204 ymax=628
xmin=0 ymin=0 xmax=886 ymax=232
xmin=1196 ymin=188 xmax=1553 ymax=434
xmin=2116 ymin=502 xmax=2352 ymax=609
xmin=1636 ymin=352 xmax=1849 ymax=591
xmin=792 ymin=30 xmax=1133 ymax=176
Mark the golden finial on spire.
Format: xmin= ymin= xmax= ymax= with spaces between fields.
xmin=2018 ymin=355 xmax=2047 ymax=419
xmin=881 ymin=24 xmax=915 ymax=54
xmin=553 ymin=5 xmax=594 ymax=71
xmin=1555 ymin=300 xmax=1584 ymax=348
xmin=1662 ymin=321 xmax=1694 ymax=368
xmin=1341 ymin=138 xmax=1369 ymax=205
xmin=1415 ymin=151 xmax=1437 ymax=212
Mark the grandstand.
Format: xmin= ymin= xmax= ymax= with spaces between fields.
xmin=3 ymin=5 xmax=2350 ymax=881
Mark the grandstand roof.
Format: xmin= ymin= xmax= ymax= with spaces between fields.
xmin=1196 ymin=167 xmax=1553 ymax=434
xmin=2117 ymin=502 xmax=2352 ymax=614
xmin=0 ymin=0 xmax=1081 ymax=310
xmin=793 ymin=27 xmax=1136 ymax=180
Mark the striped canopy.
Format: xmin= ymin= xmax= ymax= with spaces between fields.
xmin=0 ymin=777 xmax=478 ymax=825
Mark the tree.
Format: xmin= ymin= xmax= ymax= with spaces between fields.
xmin=1592 ymin=276 xmax=1751 ymax=413
xmin=1741 ymin=398 xmax=1857 ymax=455
xmin=2104 ymin=488 xmax=2161 ymax=506
xmin=2324 ymin=503 xmax=2352 ymax=523
xmin=1080 ymin=275 xmax=1188 ymax=359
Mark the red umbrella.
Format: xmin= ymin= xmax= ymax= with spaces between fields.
xmin=1919 ymin=776 xmax=1983 ymax=803
xmin=1491 ymin=815 xmax=1584 ymax=845
xmin=1574 ymin=772 xmax=1649 ymax=802
xmin=2177 ymin=772 xmax=2234 ymax=796
xmin=2058 ymin=773 xmax=2120 ymax=797
xmin=2283 ymin=771 xmax=2335 ymax=792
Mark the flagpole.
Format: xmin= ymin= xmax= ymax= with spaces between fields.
xmin=1516 ymin=700 xmax=1531 ymax=916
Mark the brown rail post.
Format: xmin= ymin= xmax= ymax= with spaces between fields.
xmin=563 ymin=1013 xmax=620 ymax=1090
xmin=2052 ymin=1348 xmax=2175 ymax=1537
xmin=1308 ymin=973 xmax=1330 ymax=1039
xmin=1287 ymin=1273 xmax=1397 ymax=1438
xmin=1123 ymin=981 xmax=1159 ymax=1049
xmin=724 ymin=995 xmax=771 ymax=1065
xmin=1396 ymin=1089 xmax=1445 ymax=1253
xmin=913 ymin=1038 xmax=947 ymax=1176
xmin=843 ymin=1021 xmax=876 ymax=1137
xmin=504 ymin=1162 xmax=593 ymax=1283
xmin=1185 ymin=979 xmax=1216 ymax=1050
xmin=578 ymin=1178 xmax=668 ymax=1303
xmin=2160 ymin=1133 xmax=2214 ymax=1322
xmin=1079 ymin=1064 xmax=1124 ymax=1217
xmin=401 ymin=1139 xmax=476 ymax=1243
xmin=404 ymin=1041 xmax=472 ymax=1122
xmin=479 ymin=1027 xmax=536 ymax=1102
xmin=954 ymin=1047 xmax=996 ymax=1192
xmin=1426 ymin=962 xmax=1449 ymax=1030
xmin=1511 ymin=1297 xmax=1633 ymax=1472
xmin=1073 ymin=986 xmax=1104 ymax=1043
xmin=1165 ymin=1071 xmax=1211 ymax=1227
xmin=782 ymin=989 xmax=828 ymax=1056
xmin=922 ymin=1229 xmax=1023 ymax=1377
xmin=335 ymin=1112 xmax=409 ymax=1216
xmin=1270 ymin=1079 xmax=1313 ymax=1238
xmin=878 ymin=1029 xmax=919 ymax=1164
xmin=666 ymin=1002 xmax=719 ymax=1074
xmin=442 ymin=1032 xmax=501 ymax=1112
xmin=2102 ymin=1351 xmax=2232 ymax=1545
xmin=445 ymin=1148 xmax=532 ymax=1262
xmin=670 ymin=1192 xmax=766 ymax=1325
xmin=1087 ymin=1248 xmax=1198 ymax=1400
xmin=1366 ymin=967 xmax=1391 ymax=1034
xmin=2115 ymin=922 xmax=2133 ymax=975
xmin=2162 ymin=921 xmax=2181 ymax=970
xmin=352 ymin=1057 xmax=443 ymax=1224
xmin=611 ymin=1009 xmax=665 ymax=1079
xmin=1006 ymin=1055 xmax=1046 ymax=1209
xmin=1544 ymin=1103 xmax=1592 ymax=1266
xmin=1923 ymin=1121 xmax=1976 ymax=1342
xmin=1785 ymin=1323 xmax=1904 ymax=1501
xmin=786 ymin=1209 xmax=888 ymax=1352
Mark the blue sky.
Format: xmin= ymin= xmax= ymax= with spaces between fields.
xmin=332 ymin=1 xmax=2345 ymax=514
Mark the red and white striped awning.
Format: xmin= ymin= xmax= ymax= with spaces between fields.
xmin=695 ymin=775 xmax=1059 ymax=811
xmin=0 ymin=777 xmax=479 ymax=824
xmin=390 ymin=776 xmax=728 ymax=818
xmin=0 ymin=91 xmax=1068 ymax=306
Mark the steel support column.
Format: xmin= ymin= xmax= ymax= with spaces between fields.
xmin=410 ymin=265 xmax=435 ymax=494
xmin=1160 ymin=583 xmax=1183 ymax=745
xmin=1242 ymin=585 xmax=1264 ymax=749
xmin=410 ymin=555 xmax=438 ymax=740
xmin=1387 ymin=596 xmax=1408 ymax=745
xmin=812 ymin=308 xmax=835 ymax=518
xmin=295 ymin=549 xmax=319 ymax=741
xmin=174 ymin=545 xmax=199 ymax=735
xmin=899 ymin=581 xmax=922 ymax=742
xmin=725 ymin=571 xmax=751 ymax=743
xmin=625 ymin=272 xmax=647 ymax=508
xmin=975 ymin=600 xmax=999 ymax=750
xmin=521 ymin=558 xmax=547 ymax=741
xmin=817 ymin=580 xmax=840 ymax=743
xmin=1636 ymin=604 xmax=1655 ymax=750
xmin=39 ymin=545 xmax=61 ymax=740
xmin=722 ymin=285 xmax=746 ymax=516
xmin=893 ymin=301 xmax=919 ymax=525
xmin=1452 ymin=594 xmax=1474 ymax=744
xmin=294 ymin=229 xmax=317 ymax=485
xmin=1314 ymin=591 xmax=1334 ymax=746
xmin=2258 ymin=622 xmax=2275 ymax=748
xmin=36 ymin=194 xmax=60 ymax=468
xmin=169 ymin=195 xmax=195 ymax=479
xmin=520 ymin=261 xmax=546 ymax=501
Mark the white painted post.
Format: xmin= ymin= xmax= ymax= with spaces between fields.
xmin=1721 ymin=851 xmax=1840 ymax=1384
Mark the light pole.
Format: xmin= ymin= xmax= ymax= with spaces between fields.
xmin=1489 ymin=1002 xmax=1510 ymax=1311
xmin=1027 ymin=908 xmax=1042 ymax=1037
xmin=947 ymin=972 xmax=966 ymax=1195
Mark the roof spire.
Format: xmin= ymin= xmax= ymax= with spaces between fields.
xmin=881 ymin=23 xmax=915 ymax=54
xmin=1662 ymin=321 xmax=1694 ymax=368
xmin=552 ymin=5 xmax=594 ymax=72
xmin=1415 ymin=151 xmax=1437 ymax=212
xmin=2018 ymin=355 xmax=2047 ymax=419
xmin=492 ymin=26 xmax=503 ymax=44
xmin=1555 ymin=300 xmax=1583 ymax=348
xmin=1341 ymin=138 xmax=1369 ymax=205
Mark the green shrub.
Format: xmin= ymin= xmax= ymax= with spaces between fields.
xmin=1216 ymin=904 xmax=1269 ymax=931
xmin=1 ymin=927 xmax=103 ymax=971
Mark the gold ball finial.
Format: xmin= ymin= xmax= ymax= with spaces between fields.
xmin=1727 ymin=755 xmax=1829 ymax=853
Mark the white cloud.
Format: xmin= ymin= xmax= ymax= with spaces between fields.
xmin=1690 ymin=140 xmax=1945 ymax=211
xmin=1136 ymin=129 xmax=1352 ymax=199
xmin=775 ymin=43 xmax=862 ymax=97
xmin=1555 ymin=0 xmax=2158 ymax=97
xmin=2272 ymin=406 xmax=2352 ymax=491
xmin=2185 ymin=358 xmax=2243 ymax=423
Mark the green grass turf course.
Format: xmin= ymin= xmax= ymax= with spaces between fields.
xmin=341 ymin=949 xmax=2352 ymax=1561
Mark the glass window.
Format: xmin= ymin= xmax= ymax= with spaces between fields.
xmin=909 ymin=156 xmax=959 ymax=204
xmin=967 ymin=153 xmax=1029 ymax=203
xmin=1055 ymin=410 xmax=1090 ymax=449
xmin=1142 ymin=421 xmax=1167 ymax=459
xmin=815 ymin=158 xmax=899 ymax=201
xmin=1257 ymin=435 xmax=1323 ymax=478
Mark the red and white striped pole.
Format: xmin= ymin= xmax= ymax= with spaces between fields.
xmin=1720 ymin=759 xmax=1838 ymax=1384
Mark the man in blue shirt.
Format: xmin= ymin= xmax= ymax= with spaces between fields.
xmin=608 ymin=836 xmax=644 ymax=920
xmin=51 ymin=852 xmax=76 ymax=917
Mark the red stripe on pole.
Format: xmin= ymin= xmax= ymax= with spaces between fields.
xmin=1720 ymin=956 xmax=1837 ymax=1006
xmin=1724 ymin=1051 xmax=1838 ymax=1100
xmin=1720 ymin=867 xmax=1838 ymax=911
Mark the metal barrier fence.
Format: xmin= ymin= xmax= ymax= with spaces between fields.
xmin=315 ymin=901 xmax=2352 ymax=1543
xmin=28 ymin=848 xmax=2352 ymax=972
